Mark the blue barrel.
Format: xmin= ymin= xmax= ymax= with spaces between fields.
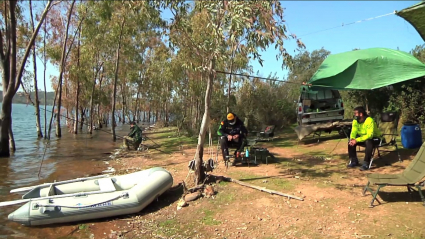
xmin=401 ymin=123 xmax=423 ymax=149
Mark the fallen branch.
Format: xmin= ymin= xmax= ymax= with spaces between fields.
xmin=222 ymin=176 xmax=304 ymax=201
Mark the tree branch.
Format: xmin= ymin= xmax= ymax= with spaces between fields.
xmin=168 ymin=5 xmax=206 ymax=58
xmin=14 ymin=0 xmax=53 ymax=94
xmin=4 ymin=0 xmax=11 ymax=75
xmin=0 ymin=29 xmax=4 ymax=65
xmin=64 ymin=9 xmax=87 ymax=63
xmin=19 ymin=82 xmax=35 ymax=106
xmin=6 ymin=1 xmax=17 ymax=96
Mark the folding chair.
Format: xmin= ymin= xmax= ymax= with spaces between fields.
xmin=255 ymin=125 xmax=276 ymax=142
xmin=363 ymin=142 xmax=425 ymax=207
xmin=216 ymin=137 xmax=256 ymax=167
xmin=358 ymin=112 xmax=402 ymax=168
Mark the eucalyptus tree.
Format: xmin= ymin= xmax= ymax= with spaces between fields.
xmin=43 ymin=0 xmax=81 ymax=138
xmin=29 ymin=0 xmax=43 ymax=138
xmin=0 ymin=1 xmax=54 ymax=156
xmin=166 ymin=0 xmax=305 ymax=184
xmin=78 ymin=1 xmax=164 ymax=140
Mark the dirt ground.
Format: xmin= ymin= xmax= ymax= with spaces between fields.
xmin=22 ymin=127 xmax=425 ymax=239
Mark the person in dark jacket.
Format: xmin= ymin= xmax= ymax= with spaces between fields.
xmin=123 ymin=121 xmax=143 ymax=150
xmin=217 ymin=112 xmax=248 ymax=161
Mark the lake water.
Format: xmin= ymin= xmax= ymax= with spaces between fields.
xmin=0 ymin=103 xmax=136 ymax=238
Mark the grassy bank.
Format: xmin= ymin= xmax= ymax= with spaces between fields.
xmin=32 ymin=126 xmax=425 ymax=239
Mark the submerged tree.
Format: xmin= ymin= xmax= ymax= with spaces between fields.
xmin=0 ymin=1 xmax=53 ymax=156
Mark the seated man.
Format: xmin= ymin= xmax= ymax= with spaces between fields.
xmin=217 ymin=112 xmax=248 ymax=162
xmin=348 ymin=106 xmax=382 ymax=171
xmin=123 ymin=121 xmax=143 ymax=150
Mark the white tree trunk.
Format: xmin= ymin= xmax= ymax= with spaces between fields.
xmin=194 ymin=59 xmax=215 ymax=184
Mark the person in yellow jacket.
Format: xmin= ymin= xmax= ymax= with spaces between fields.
xmin=348 ymin=106 xmax=382 ymax=171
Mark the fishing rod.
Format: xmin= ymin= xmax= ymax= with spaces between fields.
xmin=33 ymin=107 xmax=169 ymax=154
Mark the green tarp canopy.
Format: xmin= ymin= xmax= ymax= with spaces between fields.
xmin=307 ymin=48 xmax=425 ymax=90
xmin=396 ymin=1 xmax=425 ymax=42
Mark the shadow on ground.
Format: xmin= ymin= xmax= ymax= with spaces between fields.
xmin=377 ymin=189 xmax=425 ymax=205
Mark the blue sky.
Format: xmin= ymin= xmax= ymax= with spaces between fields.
xmin=250 ymin=1 xmax=424 ymax=79
xmin=32 ymin=1 xmax=424 ymax=92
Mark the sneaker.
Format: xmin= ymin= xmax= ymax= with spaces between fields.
xmin=347 ymin=158 xmax=359 ymax=168
xmin=360 ymin=162 xmax=370 ymax=171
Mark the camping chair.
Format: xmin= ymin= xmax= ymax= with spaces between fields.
xmin=255 ymin=125 xmax=276 ymax=142
xmin=216 ymin=136 xmax=256 ymax=167
xmin=357 ymin=112 xmax=402 ymax=169
xmin=362 ymin=142 xmax=425 ymax=208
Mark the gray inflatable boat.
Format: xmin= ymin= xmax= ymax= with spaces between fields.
xmin=3 ymin=167 xmax=173 ymax=226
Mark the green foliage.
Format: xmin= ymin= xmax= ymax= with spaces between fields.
xmin=341 ymin=88 xmax=393 ymax=119
xmin=386 ymin=80 xmax=425 ymax=124
xmin=78 ymin=224 xmax=88 ymax=230
xmin=234 ymin=80 xmax=296 ymax=129
xmin=286 ymin=48 xmax=331 ymax=102
xmin=16 ymin=0 xmax=425 ymax=143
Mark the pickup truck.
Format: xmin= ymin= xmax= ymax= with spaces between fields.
xmin=296 ymin=87 xmax=344 ymax=126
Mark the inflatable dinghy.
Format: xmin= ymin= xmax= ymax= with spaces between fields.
xmin=2 ymin=167 xmax=173 ymax=226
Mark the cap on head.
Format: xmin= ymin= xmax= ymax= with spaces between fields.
xmin=227 ymin=113 xmax=237 ymax=125
xmin=227 ymin=113 xmax=235 ymax=121
xmin=130 ymin=121 xmax=136 ymax=125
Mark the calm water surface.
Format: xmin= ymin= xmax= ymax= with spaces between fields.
xmin=0 ymin=103 xmax=139 ymax=238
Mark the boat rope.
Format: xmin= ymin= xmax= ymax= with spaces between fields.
xmin=37 ymin=139 xmax=50 ymax=179
xmin=34 ymin=192 xmax=129 ymax=209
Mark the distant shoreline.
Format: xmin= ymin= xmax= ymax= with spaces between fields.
xmin=0 ymin=91 xmax=55 ymax=105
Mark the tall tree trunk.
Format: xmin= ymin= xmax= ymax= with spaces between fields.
xmin=164 ymin=101 xmax=169 ymax=126
xmin=66 ymin=108 xmax=70 ymax=130
xmin=194 ymin=99 xmax=199 ymax=129
xmin=47 ymin=89 xmax=59 ymax=140
xmin=80 ymin=108 xmax=84 ymax=131
xmin=164 ymin=83 xmax=169 ymax=126
xmin=189 ymin=95 xmax=193 ymax=126
xmin=29 ymin=0 xmax=43 ymax=138
xmin=194 ymin=59 xmax=215 ymax=185
xmin=226 ymin=41 xmax=236 ymax=113
xmin=133 ymin=91 xmax=139 ymax=122
xmin=89 ymin=61 xmax=102 ymax=134
xmin=43 ymin=15 xmax=47 ymax=138
xmin=148 ymin=110 xmax=151 ymax=123
xmin=55 ymin=0 xmax=75 ymax=138
xmin=120 ymin=84 xmax=126 ymax=124
xmin=73 ymin=87 xmax=79 ymax=134
xmin=111 ymin=18 xmax=125 ymax=141
xmin=73 ymin=29 xmax=81 ymax=134
xmin=0 ymin=1 xmax=52 ymax=156
xmin=89 ymin=70 xmax=97 ymax=134
xmin=8 ymin=127 xmax=15 ymax=152
xmin=96 ymin=70 xmax=104 ymax=128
